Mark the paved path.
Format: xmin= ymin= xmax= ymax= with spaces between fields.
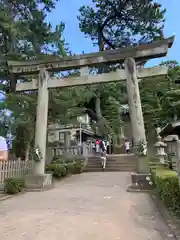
xmin=0 ymin=172 xmax=175 ymax=239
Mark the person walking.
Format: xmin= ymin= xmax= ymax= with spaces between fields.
xmin=95 ymin=140 xmax=100 ymax=154
xmin=91 ymin=142 xmax=96 ymax=154
xmin=100 ymin=140 xmax=107 ymax=169
xmin=124 ymin=139 xmax=130 ymax=154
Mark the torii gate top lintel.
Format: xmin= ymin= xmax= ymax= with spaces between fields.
xmin=7 ymin=36 xmax=175 ymax=75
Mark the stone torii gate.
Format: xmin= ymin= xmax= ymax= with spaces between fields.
xmin=7 ymin=36 xmax=174 ymax=189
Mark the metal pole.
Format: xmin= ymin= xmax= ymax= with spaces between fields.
xmin=80 ymin=123 xmax=82 ymax=155
xmin=80 ymin=123 xmax=82 ymax=146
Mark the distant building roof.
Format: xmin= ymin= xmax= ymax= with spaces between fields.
xmin=160 ymin=120 xmax=180 ymax=138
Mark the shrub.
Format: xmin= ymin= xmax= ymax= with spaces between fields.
xmin=65 ymin=162 xmax=75 ymax=174
xmin=51 ymin=156 xmax=65 ymax=164
xmin=53 ymin=165 xmax=66 ymax=178
xmin=73 ymin=159 xmax=84 ymax=174
xmin=45 ymin=158 xmax=84 ymax=179
xmin=60 ymin=165 xmax=67 ymax=177
xmin=4 ymin=177 xmax=25 ymax=194
xmin=152 ymin=167 xmax=180 ymax=213
xmin=46 ymin=164 xmax=67 ymax=179
xmin=51 ymin=155 xmax=76 ymax=164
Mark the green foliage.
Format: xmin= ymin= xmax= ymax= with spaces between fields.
xmin=135 ymin=140 xmax=147 ymax=156
xmin=78 ymin=0 xmax=165 ymax=49
xmin=77 ymin=0 xmax=166 ymax=136
xmin=73 ymin=159 xmax=84 ymax=174
xmin=0 ymin=109 xmax=12 ymax=138
xmin=140 ymin=61 xmax=180 ymax=126
xmin=46 ymin=157 xmax=85 ymax=178
xmin=151 ymin=167 xmax=180 ymax=213
xmin=65 ymin=162 xmax=75 ymax=174
xmin=46 ymin=164 xmax=67 ymax=178
xmin=31 ymin=146 xmax=43 ymax=162
xmin=51 ymin=156 xmax=65 ymax=164
xmin=0 ymin=0 xmax=74 ymax=158
xmin=4 ymin=177 xmax=25 ymax=194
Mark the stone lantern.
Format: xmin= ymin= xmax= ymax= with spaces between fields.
xmin=154 ymin=136 xmax=167 ymax=164
xmin=156 ymin=126 xmax=161 ymax=136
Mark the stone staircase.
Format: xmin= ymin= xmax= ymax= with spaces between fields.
xmin=84 ymin=154 xmax=137 ymax=172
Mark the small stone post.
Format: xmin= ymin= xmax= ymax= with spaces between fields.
xmin=154 ymin=136 xmax=167 ymax=164
xmin=124 ymin=58 xmax=147 ymax=148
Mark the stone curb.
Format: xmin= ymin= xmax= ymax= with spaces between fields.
xmin=0 ymin=192 xmax=26 ymax=202
xmin=24 ymin=183 xmax=54 ymax=192
xmin=150 ymin=193 xmax=180 ymax=239
xmin=126 ymin=186 xmax=152 ymax=193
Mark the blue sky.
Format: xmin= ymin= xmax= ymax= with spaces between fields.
xmin=46 ymin=0 xmax=180 ymax=67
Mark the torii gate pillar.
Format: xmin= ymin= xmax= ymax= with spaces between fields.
xmin=124 ymin=58 xmax=147 ymax=148
xmin=125 ymin=58 xmax=150 ymax=192
xmin=34 ymin=68 xmax=49 ymax=175
xmin=25 ymin=68 xmax=52 ymax=189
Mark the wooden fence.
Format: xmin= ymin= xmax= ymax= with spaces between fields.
xmin=0 ymin=160 xmax=34 ymax=184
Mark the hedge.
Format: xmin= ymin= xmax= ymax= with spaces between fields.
xmin=151 ymin=166 xmax=180 ymax=213
xmin=45 ymin=159 xmax=85 ymax=179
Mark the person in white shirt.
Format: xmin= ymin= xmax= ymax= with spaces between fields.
xmin=100 ymin=140 xmax=107 ymax=169
xmin=92 ymin=142 xmax=96 ymax=153
xmin=0 ymin=136 xmax=8 ymax=160
xmin=124 ymin=139 xmax=130 ymax=154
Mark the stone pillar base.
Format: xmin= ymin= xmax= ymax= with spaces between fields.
xmin=127 ymin=173 xmax=153 ymax=192
xmin=136 ymin=156 xmax=150 ymax=174
xmin=25 ymin=173 xmax=53 ymax=191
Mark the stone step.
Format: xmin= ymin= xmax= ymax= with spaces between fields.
xmin=84 ymin=168 xmax=135 ymax=172
xmin=89 ymin=157 xmax=135 ymax=160
xmin=88 ymin=154 xmax=135 ymax=159
xmin=88 ymin=160 xmax=136 ymax=165
xmin=88 ymin=156 xmax=136 ymax=161
xmin=85 ymin=165 xmax=136 ymax=171
xmin=87 ymin=164 xmax=136 ymax=169
xmin=105 ymin=167 xmax=136 ymax=171
xmin=107 ymin=159 xmax=136 ymax=163
xmin=88 ymin=160 xmax=136 ymax=164
xmin=106 ymin=161 xmax=136 ymax=164
xmin=85 ymin=154 xmax=136 ymax=172
xmin=87 ymin=161 xmax=136 ymax=165
xmin=105 ymin=169 xmax=135 ymax=172
xmin=84 ymin=168 xmax=102 ymax=172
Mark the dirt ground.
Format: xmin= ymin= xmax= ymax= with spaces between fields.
xmin=0 ymin=172 xmax=175 ymax=239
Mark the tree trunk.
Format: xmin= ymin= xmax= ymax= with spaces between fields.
xmin=64 ymin=131 xmax=71 ymax=156
xmin=117 ymin=134 xmax=121 ymax=145
xmin=95 ymin=96 xmax=102 ymax=121
xmin=117 ymin=126 xmax=125 ymax=144
xmin=96 ymin=32 xmax=104 ymax=122
xmin=25 ymin=143 xmax=30 ymax=161
xmin=173 ymin=114 xmax=177 ymax=121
